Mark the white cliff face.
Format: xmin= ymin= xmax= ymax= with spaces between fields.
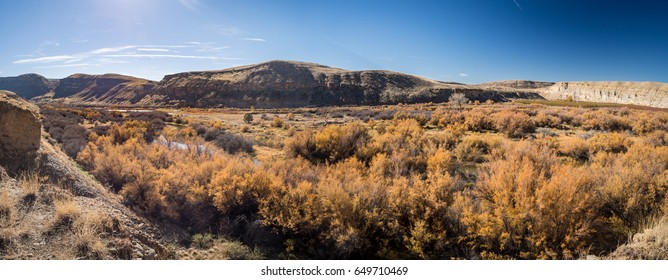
xmin=541 ymin=81 xmax=668 ymax=108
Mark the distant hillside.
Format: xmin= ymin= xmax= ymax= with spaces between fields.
xmin=0 ymin=74 xmax=53 ymax=99
xmin=138 ymin=60 xmax=540 ymax=108
xmin=51 ymin=74 xmax=157 ymax=105
xmin=3 ymin=60 xmax=668 ymax=108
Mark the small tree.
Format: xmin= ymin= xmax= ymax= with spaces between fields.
xmin=449 ymin=92 xmax=468 ymax=109
xmin=243 ymin=113 xmax=254 ymax=124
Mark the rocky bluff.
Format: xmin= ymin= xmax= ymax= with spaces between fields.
xmin=0 ymin=90 xmax=41 ymax=172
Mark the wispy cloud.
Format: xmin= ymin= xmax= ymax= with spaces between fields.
xmin=90 ymin=45 xmax=137 ymax=54
xmin=137 ymin=48 xmax=171 ymax=52
xmin=218 ymin=27 xmax=244 ymax=36
xmin=243 ymin=37 xmax=266 ymax=42
xmin=35 ymin=63 xmax=92 ymax=69
xmin=103 ymin=54 xmax=229 ymax=60
xmin=513 ymin=0 xmax=523 ymax=10
xmin=185 ymin=41 xmax=216 ymax=46
xmin=14 ymin=55 xmax=76 ymax=64
xmin=459 ymin=73 xmax=469 ymax=77
xmin=26 ymin=40 xmax=61 ymax=57
xmin=12 ymin=43 xmax=239 ymax=70
xmin=179 ymin=0 xmax=202 ymax=12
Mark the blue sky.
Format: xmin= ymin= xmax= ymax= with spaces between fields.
xmin=1 ymin=0 xmax=667 ymax=83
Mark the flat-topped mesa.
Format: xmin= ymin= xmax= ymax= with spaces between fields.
xmin=541 ymin=81 xmax=668 ymax=108
xmin=0 ymin=73 xmax=53 ymax=99
xmin=0 ymin=90 xmax=41 ymax=172
xmin=142 ymin=60 xmax=540 ymax=108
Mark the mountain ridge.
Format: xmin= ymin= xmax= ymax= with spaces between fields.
xmin=1 ymin=60 xmax=667 ymax=108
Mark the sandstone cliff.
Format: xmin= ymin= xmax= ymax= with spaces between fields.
xmin=540 ymin=81 xmax=668 ymax=108
xmin=0 ymin=90 xmax=41 ymax=172
xmin=478 ymin=80 xmax=555 ymax=89
xmin=0 ymin=74 xmax=53 ymax=99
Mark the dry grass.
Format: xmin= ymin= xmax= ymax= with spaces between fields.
xmin=611 ymin=215 xmax=668 ymax=259
xmin=51 ymin=199 xmax=81 ymax=231
xmin=18 ymin=172 xmax=40 ymax=205
xmin=72 ymin=223 xmax=107 ymax=259
xmin=0 ymin=191 xmax=15 ymax=228
xmin=179 ymin=239 xmax=264 ymax=260
xmin=0 ymin=190 xmax=18 ymax=254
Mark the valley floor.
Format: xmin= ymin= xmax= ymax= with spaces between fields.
xmin=3 ymin=100 xmax=667 ymax=259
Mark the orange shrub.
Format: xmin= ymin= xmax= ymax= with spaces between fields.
xmin=431 ymin=107 xmax=465 ymax=128
xmin=581 ymin=110 xmax=631 ymax=132
xmin=631 ymin=112 xmax=668 ymax=135
xmin=109 ymin=120 xmax=152 ymax=144
xmin=533 ymin=111 xmax=562 ymax=129
xmin=285 ymin=122 xmax=369 ymax=164
xmin=463 ymin=109 xmax=495 ymax=132
xmin=71 ymin=104 xmax=668 ymax=260
xmin=462 ymin=142 xmax=602 ymax=259
xmin=557 ymin=137 xmax=590 ymax=162
xmin=493 ymin=111 xmax=535 ymax=138
xmin=591 ymin=143 xmax=668 ymax=234
xmin=588 ymin=132 xmax=632 ymax=154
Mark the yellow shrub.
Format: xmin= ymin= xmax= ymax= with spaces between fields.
xmin=582 ymin=110 xmax=631 ymax=132
xmin=493 ymin=110 xmax=535 ymax=138
xmin=558 ymin=137 xmax=590 ymax=162
xmin=109 ymin=120 xmax=151 ymax=144
xmin=589 ymin=132 xmax=632 ymax=154
xmin=286 ymin=122 xmax=368 ymax=164
xmin=464 ymin=143 xmax=601 ymax=259
xmin=534 ymin=111 xmax=562 ymax=129
xmin=463 ymin=109 xmax=495 ymax=132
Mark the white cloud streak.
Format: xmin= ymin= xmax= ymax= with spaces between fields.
xmin=513 ymin=0 xmax=523 ymax=10
xmin=13 ymin=55 xmax=76 ymax=64
xmin=12 ymin=43 xmax=239 ymax=72
xmin=103 ymin=54 xmax=223 ymax=60
xmin=90 ymin=45 xmax=137 ymax=54
xmin=35 ymin=63 xmax=92 ymax=69
xmin=104 ymin=54 xmax=241 ymax=60
xmin=459 ymin=73 xmax=469 ymax=77
xmin=137 ymin=48 xmax=171 ymax=52
xmin=243 ymin=38 xmax=266 ymax=42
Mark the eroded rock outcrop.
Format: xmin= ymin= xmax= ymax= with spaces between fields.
xmin=0 ymin=90 xmax=41 ymax=172
xmin=541 ymin=81 xmax=668 ymax=108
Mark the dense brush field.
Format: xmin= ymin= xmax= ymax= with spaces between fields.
xmin=39 ymin=102 xmax=668 ymax=259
